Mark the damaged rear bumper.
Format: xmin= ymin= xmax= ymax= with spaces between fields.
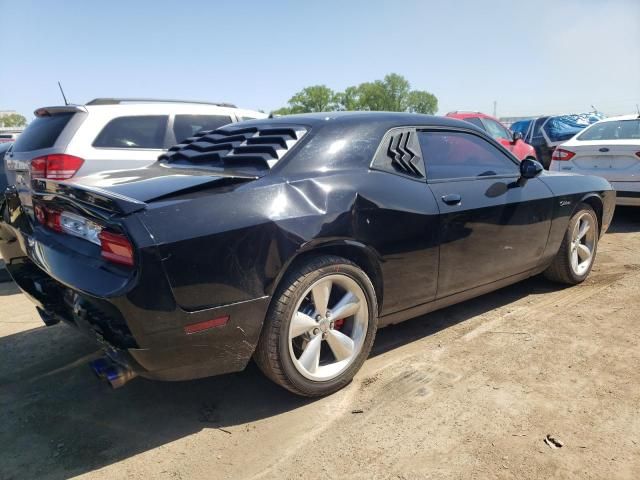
xmin=5 ymin=259 xmax=270 ymax=382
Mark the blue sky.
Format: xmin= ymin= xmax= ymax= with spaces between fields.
xmin=1 ymin=0 xmax=638 ymax=120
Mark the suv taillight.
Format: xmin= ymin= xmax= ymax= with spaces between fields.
xmin=551 ymin=148 xmax=576 ymax=161
xmin=31 ymin=154 xmax=84 ymax=180
xmin=34 ymin=204 xmax=134 ymax=267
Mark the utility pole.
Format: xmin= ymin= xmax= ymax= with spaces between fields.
xmin=493 ymin=100 xmax=497 ymax=118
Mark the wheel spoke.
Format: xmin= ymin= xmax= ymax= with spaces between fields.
xmin=326 ymin=329 xmax=355 ymax=361
xmin=577 ymin=243 xmax=591 ymax=262
xmin=290 ymin=311 xmax=317 ymax=338
xmin=571 ymin=248 xmax=579 ymax=271
xmin=577 ymin=220 xmax=590 ymax=240
xmin=298 ymin=335 xmax=322 ymax=373
xmin=312 ymin=281 xmax=332 ymax=317
xmin=330 ymin=292 xmax=360 ymax=320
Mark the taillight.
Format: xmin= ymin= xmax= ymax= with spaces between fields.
xmin=99 ymin=231 xmax=135 ymax=267
xmin=35 ymin=204 xmax=134 ymax=267
xmin=551 ymin=148 xmax=576 ymax=161
xmin=30 ymin=154 xmax=84 ymax=180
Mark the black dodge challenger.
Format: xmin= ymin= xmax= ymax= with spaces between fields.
xmin=0 ymin=112 xmax=615 ymax=396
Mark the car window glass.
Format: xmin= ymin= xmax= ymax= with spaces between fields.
xmin=463 ymin=117 xmax=485 ymax=130
xmin=93 ymin=116 xmax=168 ymax=149
xmin=173 ymin=115 xmax=233 ymax=143
xmin=13 ymin=113 xmax=74 ymax=152
xmin=418 ymin=131 xmax=518 ymax=180
xmin=481 ymin=118 xmax=511 ymax=140
xmin=577 ymin=120 xmax=640 ymax=141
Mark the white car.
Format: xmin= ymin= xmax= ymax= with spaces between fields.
xmin=4 ymin=98 xmax=266 ymax=212
xmin=549 ymin=114 xmax=640 ymax=206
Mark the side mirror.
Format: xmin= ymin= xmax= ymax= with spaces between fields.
xmin=511 ymin=131 xmax=523 ymax=143
xmin=520 ymin=158 xmax=544 ymax=179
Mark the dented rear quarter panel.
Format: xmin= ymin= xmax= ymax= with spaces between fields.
xmin=139 ymin=117 xmax=442 ymax=316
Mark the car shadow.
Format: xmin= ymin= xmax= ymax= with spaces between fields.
xmin=607 ymin=206 xmax=640 ymax=233
xmin=0 ymin=209 xmax=634 ymax=479
xmin=0 ymin=275 xmax=554 ymax=480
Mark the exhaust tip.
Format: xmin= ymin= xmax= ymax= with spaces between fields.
xmin=89 ymin=357 xmax=113 ymax=379
xmin=104 ymin=364 xmax=138 ymax=389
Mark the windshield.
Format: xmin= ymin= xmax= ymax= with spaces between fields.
xmin=578 ymin=119 xmax=640 ymax=141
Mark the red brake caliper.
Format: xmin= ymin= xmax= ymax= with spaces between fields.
xmin=333 ymin=318 xmax=345 ymax=330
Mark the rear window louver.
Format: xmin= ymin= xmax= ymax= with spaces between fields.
xmin=160 ymin=124 xmax=308 ymax=169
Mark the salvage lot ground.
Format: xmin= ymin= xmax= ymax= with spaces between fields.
xmin=0 ymin=208 xmax=639 ymax=480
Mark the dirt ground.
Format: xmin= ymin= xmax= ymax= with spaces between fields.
xmin=0 ymin=207 xmax=638 ymax=480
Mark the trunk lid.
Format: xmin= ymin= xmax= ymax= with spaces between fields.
xmin=562 ymin=142 xmax=640 ymax=182
xmin=33 ymin=163 xmax=258 ymax=214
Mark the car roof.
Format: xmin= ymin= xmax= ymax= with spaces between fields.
xmin=252 ymin=111 xmax=472 ymax=129
xmin=33 ymin=102 xmax=266 ymax=118
xmin=445 ymin=111 xmax=497 ymax=121
xmin=593 ymin=114 xmax=639 ymax=122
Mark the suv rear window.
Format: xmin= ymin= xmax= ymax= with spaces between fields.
xmin=173 ymin=114 xmax=233 ymax=143
xmin=93 ymin=115 xmax=168 ymax=149
xmin=13 ymin=113 xmax=74 ymax=152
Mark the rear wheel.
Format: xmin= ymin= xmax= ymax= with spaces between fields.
xmin=544 ymin=203 xmax=599 ymax=284
xmin=254 ymin=255 xmax=378 ymax=397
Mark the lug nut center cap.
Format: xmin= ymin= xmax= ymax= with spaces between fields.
xmin=318 ymin=319 xmax=330 ymax=333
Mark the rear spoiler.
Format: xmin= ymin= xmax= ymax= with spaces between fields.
xmin=34 ymin=105 xmax=88 ymax=117
xmin=32 ymin=179 xmax=146 ymax=215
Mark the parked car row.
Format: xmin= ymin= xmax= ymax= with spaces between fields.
xmin=0 ymin=109 xmax=616 ymax=396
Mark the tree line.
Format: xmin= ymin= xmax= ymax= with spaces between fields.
xmin=0 ymin=113 xmax=27 ymax=128
xmin=273 ymin=73 xmax=437 ymax=116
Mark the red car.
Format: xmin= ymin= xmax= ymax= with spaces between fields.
xmin=446 ymin=112 xmax=536 ymax=161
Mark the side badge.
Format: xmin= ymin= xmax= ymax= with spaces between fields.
xmin=559 ymin=200 xmax=571 ymax=207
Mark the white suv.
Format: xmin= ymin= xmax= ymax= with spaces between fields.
xmin=4 ymin=98 xmax=266 ymax=211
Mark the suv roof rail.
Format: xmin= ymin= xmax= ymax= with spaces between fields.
xmin=86 ymin=98 xmax=238 ymax=108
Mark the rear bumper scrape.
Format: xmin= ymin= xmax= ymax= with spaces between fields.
xmin=7 ymin=259 xmax=271 ymax=381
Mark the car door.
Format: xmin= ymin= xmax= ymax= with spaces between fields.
xmin=418 ymin=129 xmax=554 ymax=298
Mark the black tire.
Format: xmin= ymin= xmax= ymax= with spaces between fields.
xmin=544 ymin=203 xmax=599 ymax=285
xmin=254 ymin=255 xmax=378 ymax=397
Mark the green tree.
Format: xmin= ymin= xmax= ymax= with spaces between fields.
xmin=0 ymin=113 xmax=27 ymax=128
xmin=406 ymin=90 xmax=438 ymax=115
xmin=273 ymin=85 xmax=337 ymax=115
xmin=272 ymin=74 xmax=438 ymax=115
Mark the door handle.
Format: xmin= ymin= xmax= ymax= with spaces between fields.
xmin=441 ymin=193 xmax=462 ymax=205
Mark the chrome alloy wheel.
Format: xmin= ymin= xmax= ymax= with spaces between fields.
xmin=288 ymin=274 xmax=369 ymax=381
xmin=570 ymin=212 xmax=596 ymax=276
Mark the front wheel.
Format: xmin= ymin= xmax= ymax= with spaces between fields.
xmin=544 ymin=203 xmax=599 ymax=284
xmin=254 ymin=255 xmax=378 ymax=397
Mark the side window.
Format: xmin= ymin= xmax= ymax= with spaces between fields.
xmin=463 ymin=117 xmax=485 ymax=130
xmin=173 ymin=114 xmax=232 ymax=143
xmin=481 ymin=118 xmax=511 ymax=141
xmin=93 ymin=116 xmax=168 ymax=149
xmin=418 ymin=131 xmax=518 ymax=180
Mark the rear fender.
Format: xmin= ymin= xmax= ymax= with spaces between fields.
xmin=267 ymin=238 xmax=384 ymax=314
